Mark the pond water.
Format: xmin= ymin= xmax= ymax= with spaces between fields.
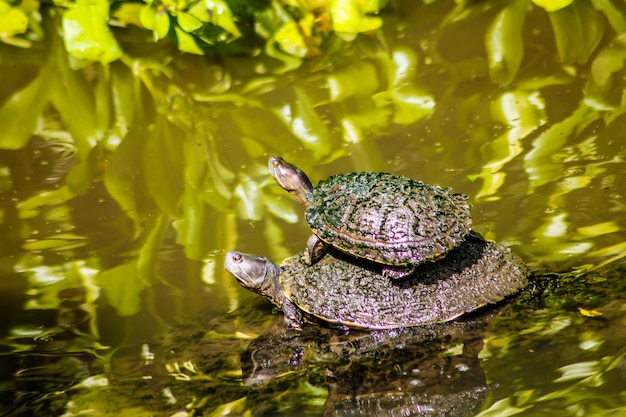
xmin=1 ymin=0 xmax=626 ymax=416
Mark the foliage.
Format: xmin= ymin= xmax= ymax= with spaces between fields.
xmin=0 ymin=0 xmax=388 ymax=60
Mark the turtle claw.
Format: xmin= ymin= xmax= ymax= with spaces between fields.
xmin=304 ymin=234 xmax=327 ymax=265
xmin=283 ymin=299 xmax=304 ymax=330
xmin=284 ymin=319 xmax=303 ymax=331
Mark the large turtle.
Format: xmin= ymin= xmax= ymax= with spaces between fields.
xmin=224 ymin=236 xmax=528 ymax=330
xmin=268 ymin=157 xmax=472 ymax=278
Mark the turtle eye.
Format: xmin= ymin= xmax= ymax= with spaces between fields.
xmin=232 ymin=253 xmax=243 ymax=263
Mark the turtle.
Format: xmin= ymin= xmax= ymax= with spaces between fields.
xmin=223 ymin=235 xmax=528 ymax=330
xmin=268 ymin=156 xmax=472 ymax=278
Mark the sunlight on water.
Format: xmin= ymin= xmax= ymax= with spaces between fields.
xmin=0 ymin=0 xmax=626 ymax=415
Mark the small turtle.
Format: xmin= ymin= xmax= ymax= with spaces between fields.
xmin=224 ymin=236 xmax=528 ymax=330
xmin=268 ymin=157 xmax=472 ymax=278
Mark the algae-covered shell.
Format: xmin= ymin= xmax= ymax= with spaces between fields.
xmin=279 ymin=237 xmax=527 ymax=329
xmin=307 ymin=171 xmax=472 ymax=266
xmin=268 ymin=157 xmax=472 ymax=278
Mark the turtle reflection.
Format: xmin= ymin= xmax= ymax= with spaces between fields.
xmin=241 ymin=312 xmax=497 ymax=417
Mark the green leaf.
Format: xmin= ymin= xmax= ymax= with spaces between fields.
xmin=98 ymin=260 xmax=147 ymax=317
xmin=139 ymin=4 xmax=157 ymax=29
xmin=591 ymin=0 xmax=626 ymax=34
xmin=176 ymin=189 xmax=207 ymax=259
xmin=329 ymin=0 xmax=382 ymax=34
xmin=154 ymin=10 xmax=171 ymax=39
xmin=95 ymin=65 xmax=112 ymax=137
xmin=361 ymin=0 xmax=388 ymax=13
xmin=233 ymin=174 xmax=264 ymax=221
xmin=273 ymin=87 xmax=333 ymax=158
xmin=202 ymin=0 xmax=241 ymax=38
xmin=174 ymin=25 xmax=204 ymax=54
xmin=264 ymin=193 xmax=299 ymax=224
xmin=274 ymin=21 xmax=308 ymax=58
xmin=590 ymin=33 xmax=626 ymax=88
xmin=254 ymin=1 xmax=292 ymax=37
xmin=140 ymin=5 xmax=170 ymax=40
xmin=0 ymin=72 xmax=50 ymax=150
xmin=485 ymin=0 xmax=529 ymax=85
xmin=49 ymin=70 xmax=97 ymax=194
xmin=48 ymin=45 xmax=97 ymax=140
xmin=548 ymin=0 xmax=604 ymax=65
xmin=327 ymin=61 xmax=380 ymax=102
xmin=143 ymin=121 xmax=184 ymax=218
xmin=177 ymin=11 xmax=203 ymax=32
xmin=523 ymin=103 xmax=591 ymax=192
xmin=62 ymin=0 xmax=123 ymax=64
xmin=103 ymin=129 xmax=145 ymax=223
xmin=112 ymin=2 xmax=145 ymax=27
xmin=0 ymin=1 xmax=28 ymax=37
xmin=110 ymin=63 xmax=136 ymax=140
xmin=532 ymin=0 xmax=574 ymax=12
xmin=387 ymin=46 xmax=436 ymax=125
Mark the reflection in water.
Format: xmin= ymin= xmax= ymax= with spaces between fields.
xmin=477 ymin=262 xmax=626 ymax=416
xmin=0 ymin=136 xmax=77 ymax=196
xmin=241 ymin=314 xmax=494 ymax=417
xmin=0 ymin=284 xmax=104 ymax=415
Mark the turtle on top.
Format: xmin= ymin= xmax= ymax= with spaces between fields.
xmin=224 ymin=156 xmax=529 ymax=330
xmin=268 ymin=156 xmax=472 ymax=279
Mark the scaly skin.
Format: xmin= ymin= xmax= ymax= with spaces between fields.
xmin=224 ymin=251 xmax=304 ymax=329
xmin=268 ymin=156 xmax=314 ymax=208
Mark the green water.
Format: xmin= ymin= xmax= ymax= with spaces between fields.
xmin=1 ymin=0 xmax=626 ymax=415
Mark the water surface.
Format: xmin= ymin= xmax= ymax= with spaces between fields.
xmin=1 ymin=0 xmax=626 ymax=415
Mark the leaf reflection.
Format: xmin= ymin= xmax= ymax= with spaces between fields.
xmin=1 ymin=2 xmax=626 ymax=414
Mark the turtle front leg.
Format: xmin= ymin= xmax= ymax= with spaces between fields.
xmin=282 ymin=299 xmax=304 ymax=330
xmin=303 ymin=234 xmax=327 ymax=265
xmin=382 ymin=265 xmax=415 ymax=279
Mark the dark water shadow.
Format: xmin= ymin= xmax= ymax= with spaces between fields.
xmin=241 ymin=309 xmax=500 ymax=417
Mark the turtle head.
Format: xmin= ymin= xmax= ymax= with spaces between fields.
xmin=268 ymin=157 xmax=314 ymax=207
xmin=224 ymin=251 xmax=283 ymax=308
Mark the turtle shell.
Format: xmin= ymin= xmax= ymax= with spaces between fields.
xmin=306 ymin=172 xmax=472 ymax=266
xmin=279 ymin=237 xmax=528 ymax=329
